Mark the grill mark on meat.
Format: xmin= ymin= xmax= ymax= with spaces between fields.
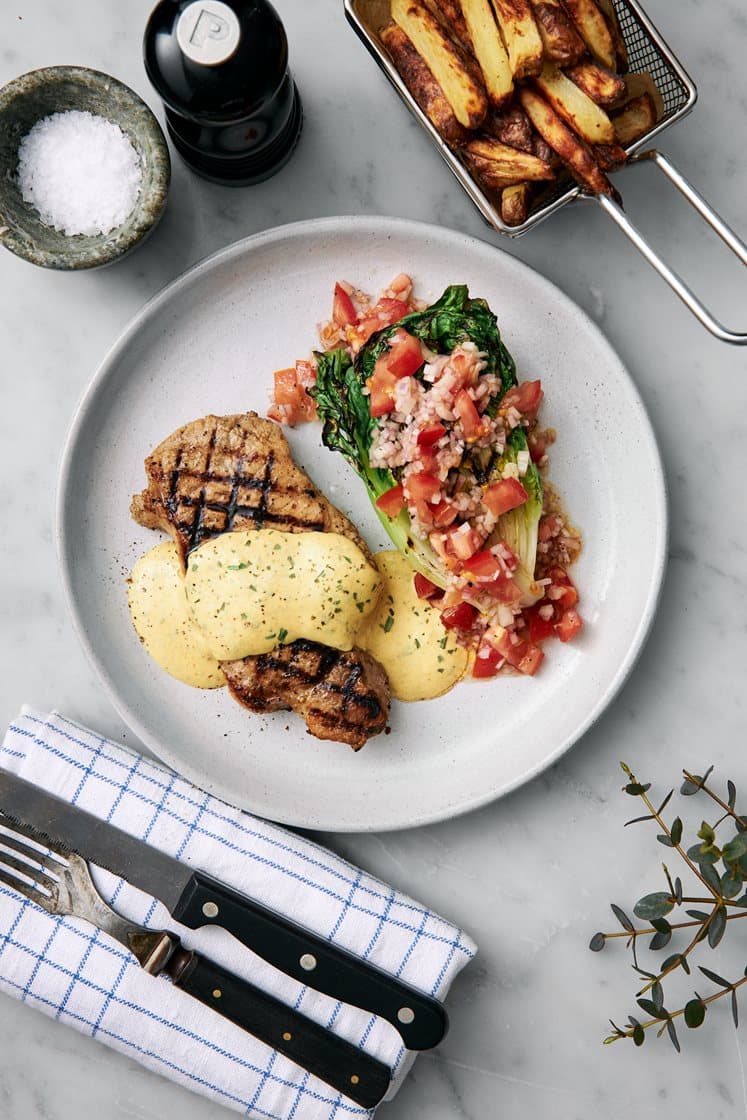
xmin=253 ymin=639 xmax=385 ymax=721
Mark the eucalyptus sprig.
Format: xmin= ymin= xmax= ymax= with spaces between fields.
xmin=590 ymin=763 xmax=747 ymax=1051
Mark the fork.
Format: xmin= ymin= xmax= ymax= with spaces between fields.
xmin=0 ymin=816 xmax=391 ymax=1108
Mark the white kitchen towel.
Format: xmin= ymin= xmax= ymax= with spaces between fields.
xmin=0 ymin=707 xmax=475 ymax=1119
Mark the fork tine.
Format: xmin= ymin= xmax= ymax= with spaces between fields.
xmin=0 ymin=847 xmax=58 ymax=895
xmin=0 ymin=864 xmax=56 ymax=913
xmin=0 ymin=825 xmax=67 ymax=877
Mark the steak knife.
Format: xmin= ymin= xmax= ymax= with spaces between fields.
xmin=0 ymin=770 xmax=447 ymax=1049
xmin=0 ymin=816 xmax=390 ymax=1108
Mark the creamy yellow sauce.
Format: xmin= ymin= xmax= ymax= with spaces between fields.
xmin=184 ymin=529 xmax=382 ymax=660
xmin=359 ymin=551 xmax=469 ymax=701
xmin=127 ymin=541 xmax=224 ymax=689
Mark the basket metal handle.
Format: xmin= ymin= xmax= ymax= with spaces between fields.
xmin=586 ymin=150 xmax=747 ymax=345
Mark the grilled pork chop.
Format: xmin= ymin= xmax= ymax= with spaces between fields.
xmin=131 ymin=412 xmax=389 ymax=748
xmin=222 ymin=641 xmax=390 ymax=751
xmin=131 ymin=412 xmax=371 ymax=564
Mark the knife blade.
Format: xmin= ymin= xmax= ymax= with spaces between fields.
xmin=0 ymin=769 xmax=447 ymax=1049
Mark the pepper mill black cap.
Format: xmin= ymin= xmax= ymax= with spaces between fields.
xmin=143 ymin=0 xmax=303 ymax=185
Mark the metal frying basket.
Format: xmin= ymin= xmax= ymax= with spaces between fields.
xmin=345 ymin=0 xmax=747 ymax=343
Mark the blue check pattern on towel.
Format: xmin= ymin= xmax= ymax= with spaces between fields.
xmin=0 ymin=708 xmax=475 ymax=1119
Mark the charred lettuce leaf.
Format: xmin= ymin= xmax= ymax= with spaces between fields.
xmin=310 ymin=285 xmax=542 ymax=595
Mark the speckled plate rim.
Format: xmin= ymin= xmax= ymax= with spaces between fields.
xmin=56 ymin=215 xmax=668 ymax=832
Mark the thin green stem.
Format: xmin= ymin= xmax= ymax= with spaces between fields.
xmin=683 ymin=769 xmax=747 ymax=830
xmin=608 ymin=974 xmax=747 ymax=1044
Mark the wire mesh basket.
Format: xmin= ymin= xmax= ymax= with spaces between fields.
xmin=345 ymin=0 xmax=747 ymax=343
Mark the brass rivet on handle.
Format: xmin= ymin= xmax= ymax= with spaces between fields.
xmin=283 ymin=1031 xmax=292 ymax=1041
xmin=350 ymin=1075 xmax=360 ymax=1085
xmin=202 ymin=901 xmax=219 ymax=918
xmin=397 ymin=1007 xmax=415 ymax=1024
xmin=212 ymin=989 xmax=222 ymax=999
xmin=299 ymin=953 xmax=317 ymax=971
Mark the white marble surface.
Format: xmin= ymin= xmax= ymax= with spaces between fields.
xmin=1 ymin=1 xmax=746 ymax=1117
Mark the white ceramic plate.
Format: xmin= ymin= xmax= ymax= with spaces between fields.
xmin=57 ymin=216 xmax=667 ymax=832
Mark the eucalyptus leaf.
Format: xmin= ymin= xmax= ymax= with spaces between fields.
xmin=666 ymin=1018 xmax=681 ymax=1052
xmin=633 ymin=892 xmax=675 ymax=921
xmin=720 ymin=870 xmax=743 ymax=899
xmin=633 ymin=1024 xmax=645 ymax=1046
xmin=728 ymin=780 xmax=737 ymax=809
xmin=649 ymin=930 xmax=672 ymax=951
xmin=684 ymin=999 xmax=706 ymax=1028
xmin=699 ymin=965 xmax=731 ymax=988
xmin=732 ymin=990 xmax=739 ymax=1028
xmin=700 ymin=861 xmax=722 ymax=894
xmin=670 ymin=817 xmax=683 ymax=845
xmin=707 ymin=907 xmax=727 ymax=949
xmin=589 ymin=932 xmax=605 ymax=952
xmin=624 ymin=782 xmax=651 ymax=796
xmin=610 ymin=904 xmax=634 ymax=932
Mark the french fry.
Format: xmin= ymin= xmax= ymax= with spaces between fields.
xmin=534 ymin=61 xmax=615 ymax=144
xmin=392 ymin=0 xmax=489 ymax=127
xmin=595 ymin=0 xmax=628 ymax=71
xmin=459 ymin=0 xmax=514 ymax=107
xmin=501 ymin=182 xmax=530 ymax=224
xmin=464 ymin=136 xmax=555 ymax=187
xmin=611 ymin=92 xmax=657 ymax=146
xmin=381 ymin=22 xmax=470 ymax=143
xmin=562 ymin=0 xmax=616 ymax=70
xmin=489 ymin=0 xmax=544 ymax=80
xmin=483 ymin=103 xmax=534 ymax=152
xmin=566 ymin=60 xmax=625 ymax=106
xmin=528 ymin=0 xmax=586 ymax=66
xmin=518 ymin=85 xmax=617 ymax=196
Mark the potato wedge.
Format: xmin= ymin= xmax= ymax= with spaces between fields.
xmin=464 ymin=137 xmax=555 ymax=187
xmin=501 ymin=182 xmax=530 ymax=224
xmin=489 ymin=0 xmax=544 ymax=80
xmin=392 ymin=0 xmax=489 ymax=127
xmin=528 ymin=0 xmax=586 ymax=66
xmin=618 ymin=72 xmax=665 ymax=119
xmin=566 ymin=60 xmax=625 ymax=106
xmin=611 ymin=92 xmax=657 ymax=146
xmin=381 ymin=22 xmax=470 ymax=143
xmin=426 ymin=0 xmax=474 ymax=50
xmin=562 ymin=0 xmax=616 ymax=69
xmin=483 ymin=103 xmax=534 ymax=152
xmin=593 ymin=141 xmax=627 ymax=170
xmin=459 ymin=0 xmax=514 ymax=107
xmin=534 ymin=61 xmax=615 ymax=144
xmin=518 ymin=85 xmax=617 ymax=195
xmin=595 ymin=0 xmax=628 ymax=71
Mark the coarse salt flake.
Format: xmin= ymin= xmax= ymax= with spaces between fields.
xmin=17 ymin=110 xmax=143 ymax=237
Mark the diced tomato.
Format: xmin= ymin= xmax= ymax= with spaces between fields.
xmin=272 ymin=367 xmax=299 ymax=405
xmin=386 ymin=331 xmax=424 ymax=379
xmin=483 ymin=478 xmax=528 ymax=517
xmin=482 ymin=575 xmax=523 ymax=604
xmin=405 ymin=471 xmax=441 ymax=504
xmin=440 ymin=602 xmax=478 ymax=631
xmin=462 ymin=550 xmax=502 ymax=581
xmin=417 ymin=424 xmax=447 ymax=448
xmin=546 ymin=566 xmax=579 ymax=609
xmin=472 ymin=642 xmax=504 ymax=679
xmin=414 ymin=447 xmax=439 ymax=474
xmin=443 ymin=524 xmax=483 ymax=561
xmin=454 ymin=389 xmax=489 ymax=441
xmin=376 ymin=484 xmax=405 ymax=518
xmin=501 ymin=380 xmax=543 ymax=416
xmin=556 ymin=608 xmax=583 ymax=643
xmin=270 ymin=367 xmax=316 ymax=425
xmin=354 ymin=298 xmax=410 ymax=345
xmin=517 ymin=642 xmax=544 ymax=676
xmin=414 ymin=573 xmax=442 ymax=601
xmin=332 ymin=283 xmax=357 ymax=327
xmin=526 ymin=605 xmax=556 ymax=643
xmin=366 ymin=367 xmax=398 ymax=417
xmin=430 ymin=500 xmax=459 ymax=528
xmin=528 ymin=428 xmax=551 ymax=463
xmin=295 ymin=359 xmax=317 ymax=390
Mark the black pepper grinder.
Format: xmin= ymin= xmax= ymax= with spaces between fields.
xmin=143 ymin=0 xmax=302 ymax=185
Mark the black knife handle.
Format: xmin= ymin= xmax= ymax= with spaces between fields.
xmin=172 ymin=873 xmax=448 ymax=1050
xmin=171 ymin=951 xmax=391 ymax=1108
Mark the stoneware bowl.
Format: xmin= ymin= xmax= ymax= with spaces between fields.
xmin=0 ymin=65 xmax=170 ymax=270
